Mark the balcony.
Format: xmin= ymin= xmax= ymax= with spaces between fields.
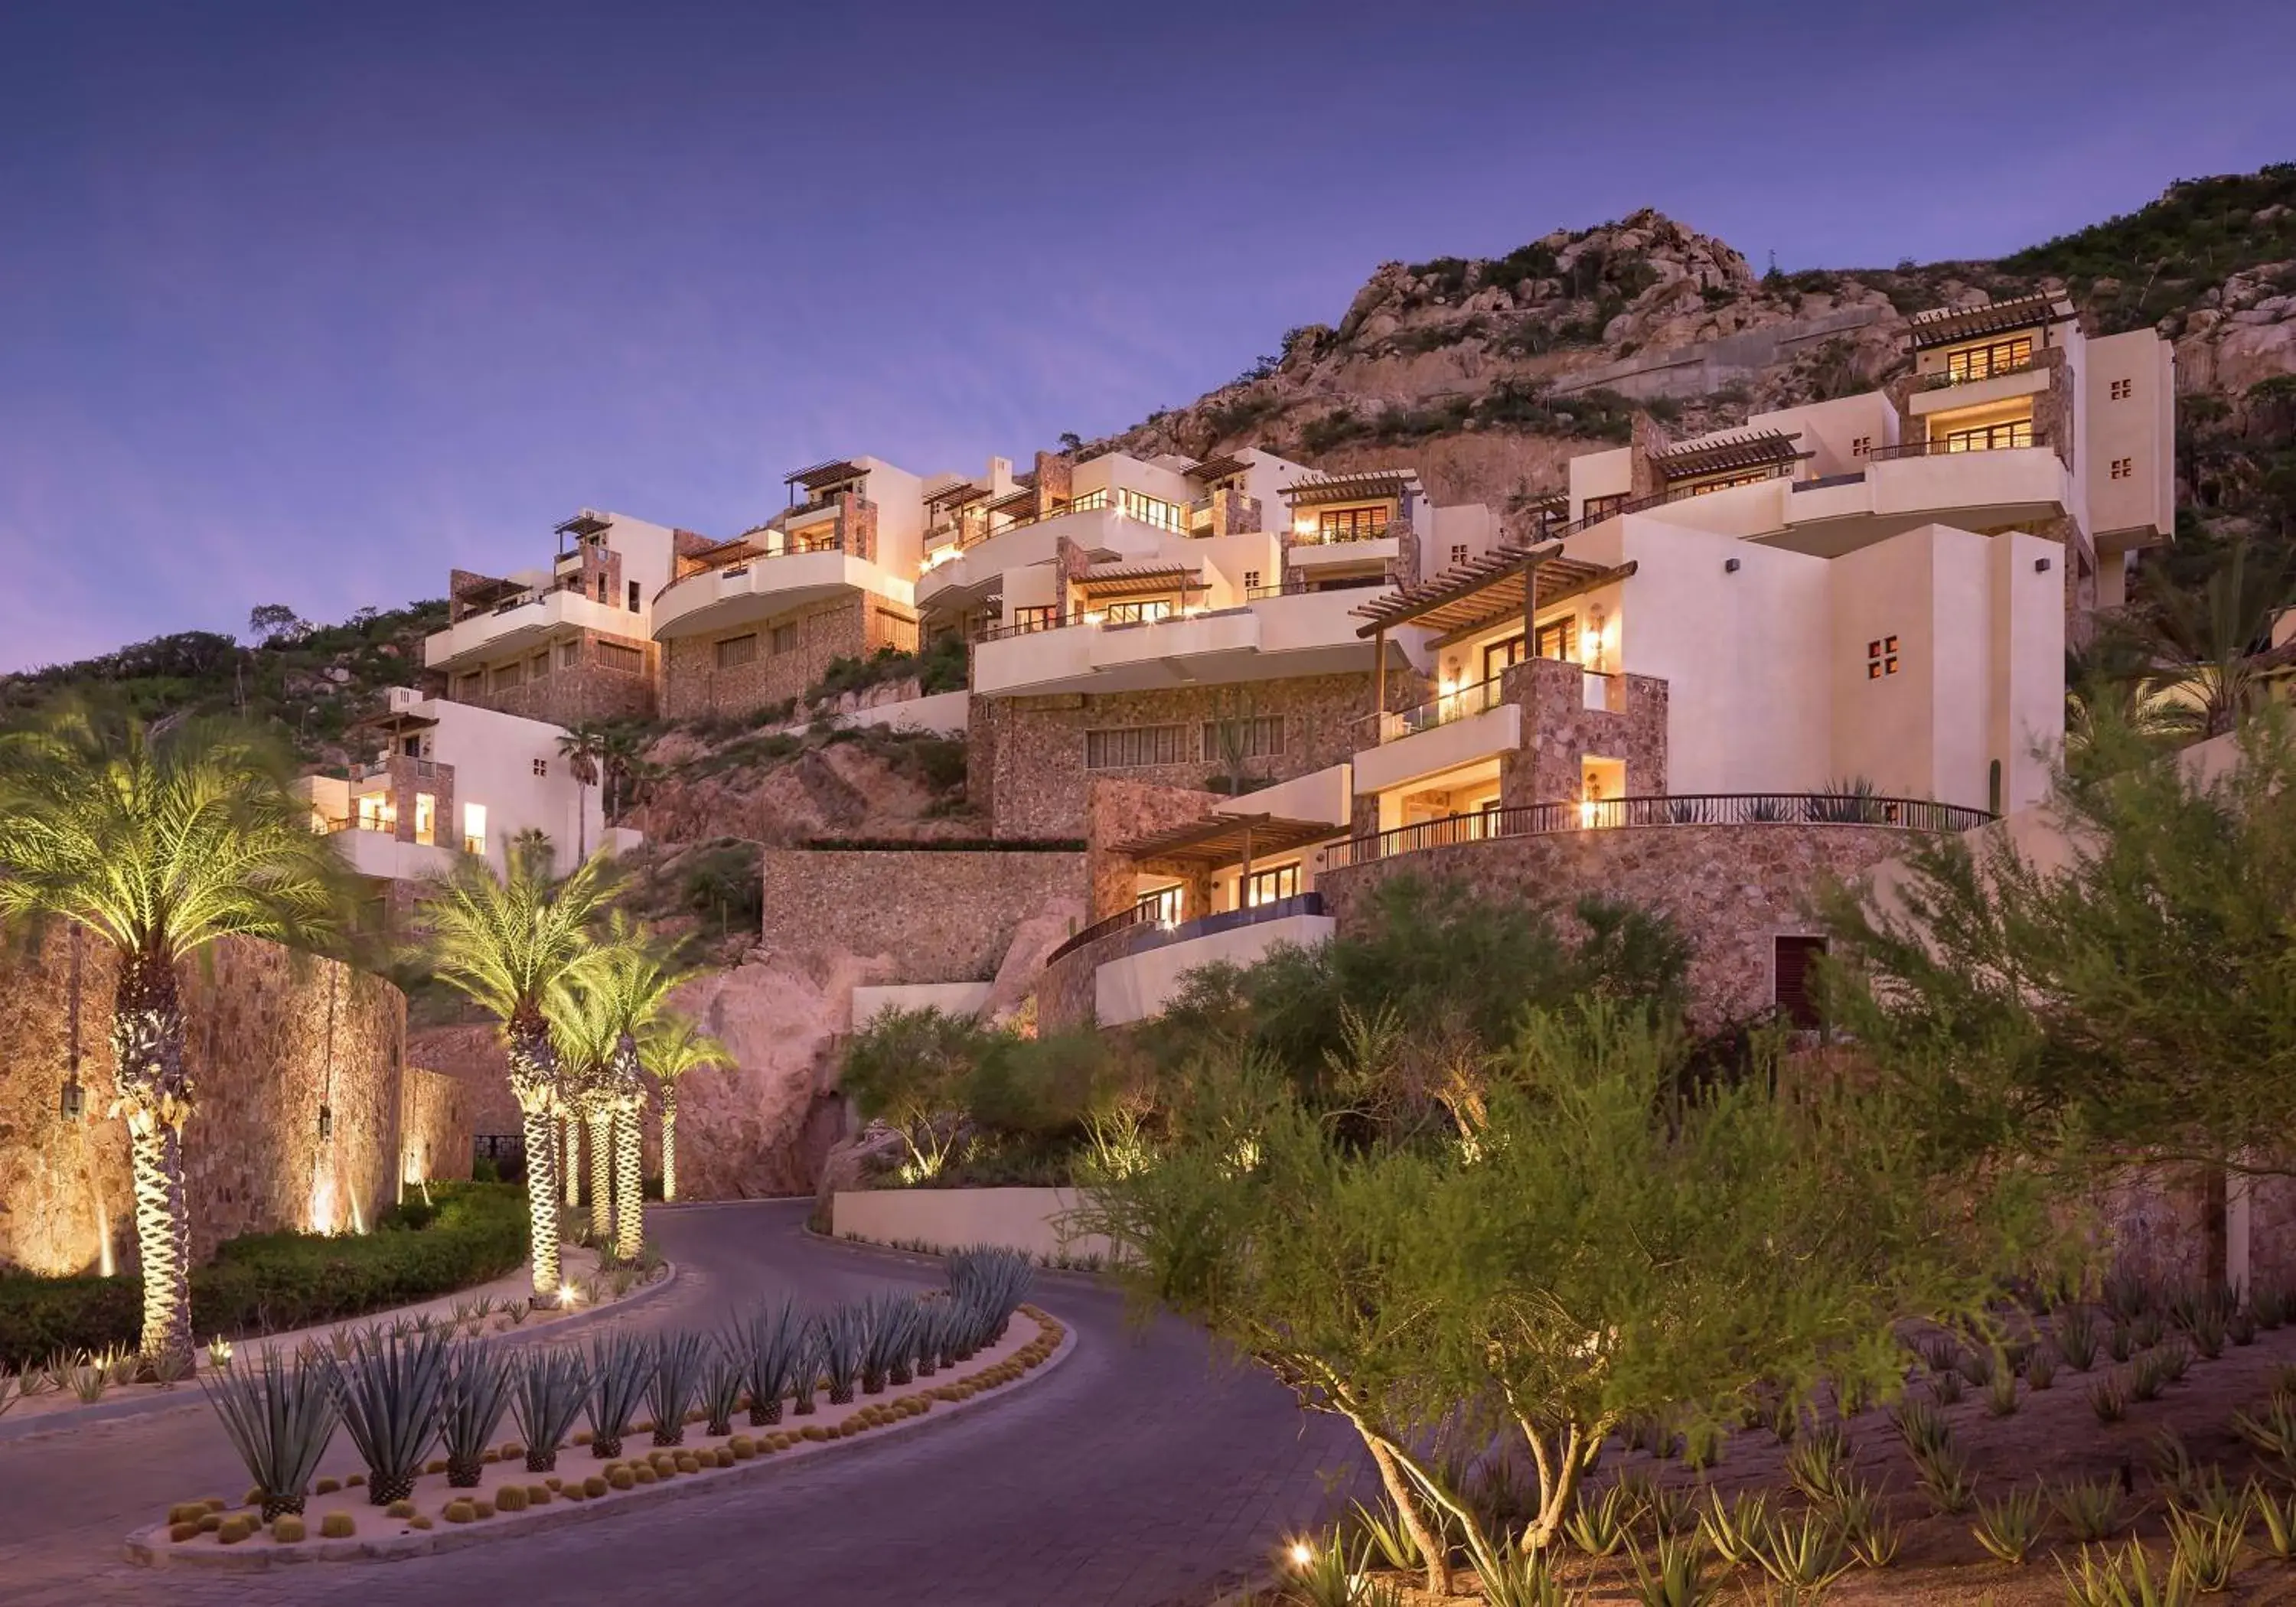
xmin=1319 ymin=793 xmax=1995 ymax=872
xmin=970 ymin=584 xmax=1384 ymax=697
xmin=652 ymin=543 xmax=908 ymax=639
xmin=1285 ymin=526 xmax=1397 ymax=575
xmin=916 ymin=504 xmax=1189 ymax=610
xmin=1088 ymin=895 xmax=1336 ymax=1025
xmin=424 ymin=587 xmax=641 ymax=671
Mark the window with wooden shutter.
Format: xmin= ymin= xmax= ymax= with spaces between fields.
xmin=1774 ymin=936 xmax=1827 ymax=1029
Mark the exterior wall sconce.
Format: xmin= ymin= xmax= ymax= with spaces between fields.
xmin=1724 ymin=557 xmax=1742 ymax=572
xmin=60 ymin=1077 xmax=85 ymax=1121
xmin=2035 ymin=556 xmax=2053 ymax=572
xmin=318 ymin=1103 xmax=334 ymax=1141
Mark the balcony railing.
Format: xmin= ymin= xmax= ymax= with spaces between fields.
xmin=1322 ymin=793 xmax=1994 ymax=870
xmin=1388 ymin=674 xmax=1509 ymax=740
xmin=1044 ymin=892 xmax=1328 ymax=968
xmin=1288 ymin=523 xmax=1391 ymax=546
xmin=1921 ymin=354 xmax=2040 ymax=389
xmin=1863 ymin=432 xmax=2046 ymax=463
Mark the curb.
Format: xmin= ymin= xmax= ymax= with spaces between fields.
xmin=0 ymin=1261 xmax=679 ymax=1449
xmin=803 ymin=1223 xmax=1117 ymax=1291
xmin=122 ymin=1309 xmax=1075 ymax=1570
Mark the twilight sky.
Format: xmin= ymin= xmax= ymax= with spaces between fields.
xmin=3 ymin=0 xmax=2292 ymax=672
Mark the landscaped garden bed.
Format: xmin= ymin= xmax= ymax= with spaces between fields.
xmin=126 ymin=1250 xmax=1064 ymax=1568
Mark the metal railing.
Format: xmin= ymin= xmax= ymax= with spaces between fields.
xmin=1321 ymin=793 xmax=1994 ymax=871
xmin=1288 ymin=523 xmax=1391 ymax=547
xmin=1043 ymin=892 xmax=1328 ymax=969
xmin=1922 ymin=353 xmax=2040 ymax=389
xmin=1388 ymin=675 xmax=1508 ymax=740
xmin=1863 ymin=432 xmax=2046 ymax=463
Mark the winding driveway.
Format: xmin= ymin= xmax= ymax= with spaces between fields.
xmin=0 ymin=1200 xmax=1359 ymax=1607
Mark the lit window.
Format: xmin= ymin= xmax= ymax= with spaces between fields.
xmin=627 ymin=579 xmax=641 ymax=611
xmin=1010 ymin=605 xmax=1056 ymax=632
xmin=1866 ymin=635 xmax=1900 ymax=680
xmin=413 ymin=792 xmax=437 ymax=846
xmin=1134 ymin=885 xmax=1183 ymax=924
xmin=1241 ymin=864 xmax=1300 ymax=908
xmin=2110 ymin=378 xmax=2133 ymax=400
xmin=1943 ymin=336 xmax=2033 ymax=383
xmin=531 ymin=758 xmax=547 ymax=777
xmin=1939 ymin=419 xmax=2033 ymax=453
xmin=1581 ymin=494 xmax=1627 ymax=523
xmin=462 ymin=802 xmax=487 ymax=856
xmin=1101 ymin=598 xmax=1175 ymax=624
xmin=1314 ymin=506 xmax=1390 ymax=542
xmin=2110 ymin=457 xmax=2133 ymax=480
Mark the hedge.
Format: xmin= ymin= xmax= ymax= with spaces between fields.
xmin=0 ymin=1182 xmax=529 ymax=1367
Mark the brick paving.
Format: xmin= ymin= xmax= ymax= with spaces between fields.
xmin=0 ymin=1200 xmax=1359 ymax=1606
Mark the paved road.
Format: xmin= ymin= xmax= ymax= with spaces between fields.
xmin=2 ymin=1201 xmax=1359 ymax=1606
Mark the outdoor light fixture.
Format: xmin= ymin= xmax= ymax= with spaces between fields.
xmin=1725 ymin=556 xmax=1742 ymax=573
xmin=60 ymin=924 xmax=86 ymax=1122
xmin=2035 ymin=556 xmax=2053 ymax=572
xmin=59 ymin=1077 xmax=84 ymax=1121
xmin=1287 ymin=1540 xmax=1315 ymax=1569
xmin=318 ymin=1103 xmax=334 ymax=1140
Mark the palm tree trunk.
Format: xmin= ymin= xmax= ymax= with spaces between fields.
xmin=588 ymin=1110 xmax=612 ymax=1242
xmin=660 ymin=1092 xmax=678 ymax=1203
xmin=615 ymin=1103 xmax=643 ymax=1260
xmin=111 ymin=950 xmax=194 ymax=1364
xmin=504 ymin=1017 xmax=562 ymax=1300
xmin=563 ymin=1115 xmax=579 ymax=1208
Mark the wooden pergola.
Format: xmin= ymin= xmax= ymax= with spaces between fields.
xmin=1349 ymin=543 xmax=1636 ymax=717
xmin=1110 ymin=811 xmax=1345 ymax=897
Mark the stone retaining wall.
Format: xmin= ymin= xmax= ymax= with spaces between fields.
xmin=400 ymin=1066 xmax=474 ymax=1188
xmin=1316 ymin=821 xmax=1916 ymax=1028
xmin=833 ymin=1185 xmax=1113 ymax=1264
xmin=0 ymin=935 xmax=409 ymax=1276
xmin=760 ymin=847 xmax=1087 ymax=985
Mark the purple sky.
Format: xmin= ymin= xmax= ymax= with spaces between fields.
xmin=4 ymin=0 xmax=2292 ymax=672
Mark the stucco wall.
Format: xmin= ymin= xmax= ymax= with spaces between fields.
xmin=0 ymin=935 xmax=409 ymax=1277
xmin=833 ymin=1186 xmax=1113 ymax=1264
xmin=1316 ymin=822 xmax=1921 ymax=1028
xmin=971 ymin=671 xmax=1378 ymax=840
xmin=759 ymin=848 xmax=1088 ymax=985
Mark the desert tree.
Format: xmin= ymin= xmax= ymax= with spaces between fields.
xmin=416 ymin=836 xmax=621 ymax=1299
xmin=1083 ymin=1005 xmax=2039 ymax=1595
xmin=839 ymin=1006 xmax=1001 ymax=1182
xmin=0 ymin=702 xmax=351 ymax=1362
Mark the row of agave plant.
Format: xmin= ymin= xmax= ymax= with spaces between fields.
xmin=202 ymin=1250 xmax=1035 ymax=1523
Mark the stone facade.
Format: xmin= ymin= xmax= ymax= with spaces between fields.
xmin=1032 ymin=450 xmax=1073 ymax=516
xmin=970 ymin=672 xmax=1381 ymax=841
xmin=1035 ymin=926 xmax=1136 ymax=1035
xmin=1086 ymin=778 xmax=1226 ymax=921
xmin=400 ymin=1065 xmax=473 ymax=1188
xmin=1208 ymin=489 xmax=1261 ymax=536
xmin=1316 ymin=821 xmax=1916 ymax=1028
xmin=760 ymin=847 xmax=1089 ymax=985
xmin=1498 ymin=658 xmax=1671 ymax=804
xmin=0 ymin=935 xmax=409 ymax=1276
xmin=440 ymin=627 xmax=659 ymax=725
xmin=660 ymin=595 xmax=920 ymax=720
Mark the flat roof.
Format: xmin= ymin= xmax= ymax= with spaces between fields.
xmin=1111 ymin=810 xmax=1342 ymax=870
xmin=1906 ymin=292 xmax=2075 ymax=350
xmin=1283 ymin=471 xmax=1416 ymax=507
xmin=1352 ymin=546 xmax=1632 ymax=639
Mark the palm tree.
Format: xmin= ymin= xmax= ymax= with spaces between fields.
xmin=0 ymin=703 xmax=349 ymax=1362
xmin=2118 ymin=541 xmax=2293 ymax=738
xmin=552 ymin=920 xmax=693 ymax=1259
xmin=595 ymin=722 xmax=652 ymax=823
xmin=638 ymin=1014 xmax=732 ymax=1203
xmin=416 ymin=835 xmax=621 ymax=1301
xmin=556 ymin=723 xmax=608 ymax=862
xmin=547 ymin=984 xmax=621 ymax=1245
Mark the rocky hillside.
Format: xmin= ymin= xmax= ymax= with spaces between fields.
xmin=0 ymin=599 xmax=448 ymax=765
xmin=1095 ymin=167 xmax=2296 ymax=572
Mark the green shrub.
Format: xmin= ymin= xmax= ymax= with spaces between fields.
xmin=0 ymin=1183 xmax=527 ymax=1367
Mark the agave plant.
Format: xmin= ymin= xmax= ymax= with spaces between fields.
xmin=912 ymin=1299 xmax=949 ymax=1378
xmin=1971 ymin=1483 xmax=2044 ymax=1564
xmin=439 ymin=1341 xmax=515 ymax=1488
xmin=646 ymin=1332 xmax=706 ymax=1447
xmin=1567 ymin=1480 xmax=1636 ymax=1557
xmin=1697 ymin=1488 xmax=1768 ymax=1566
xmin=2056 ymin=1305 xmax=2103 ymax=1371
xmin=819 ymin=1305 xmax=866 ymax=1405
xmin=788 ymin=1320 xmax=822 ymax=1416
xmin=1627 ymin=1529 xmax=1711 ymax=1606
xmin=947 ymin=1247 xmax=1033 ymax=1345
xmin=585 ymin=1332 xmax=650 ymax=1459
xmin=860 ymin=1292 xmax=919 ymax=1395
xmin=700 ymin=1338 xmax=745 ymax=1438
xmin=1750 ymin=1508 xmax=1851 ymax=1591
xmin=202 ymin=1346 xmax=341 ymax=1519
xmin=2051 ymin=1475 xmax=2128 ymax=1542
xmin=509 ymin=1346 xmax=589 ymax=1473
xmin=332 ymin=1328 xmax=449 ymax=1505
xmin=735 ymin=1298 xmax=805 ymax=1426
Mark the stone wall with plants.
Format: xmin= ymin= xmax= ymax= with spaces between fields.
xmin=1316 ymin=821 xmax=1913 ymax=1028
xmin=0 ymin=935 xmax=408 ymax=1277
